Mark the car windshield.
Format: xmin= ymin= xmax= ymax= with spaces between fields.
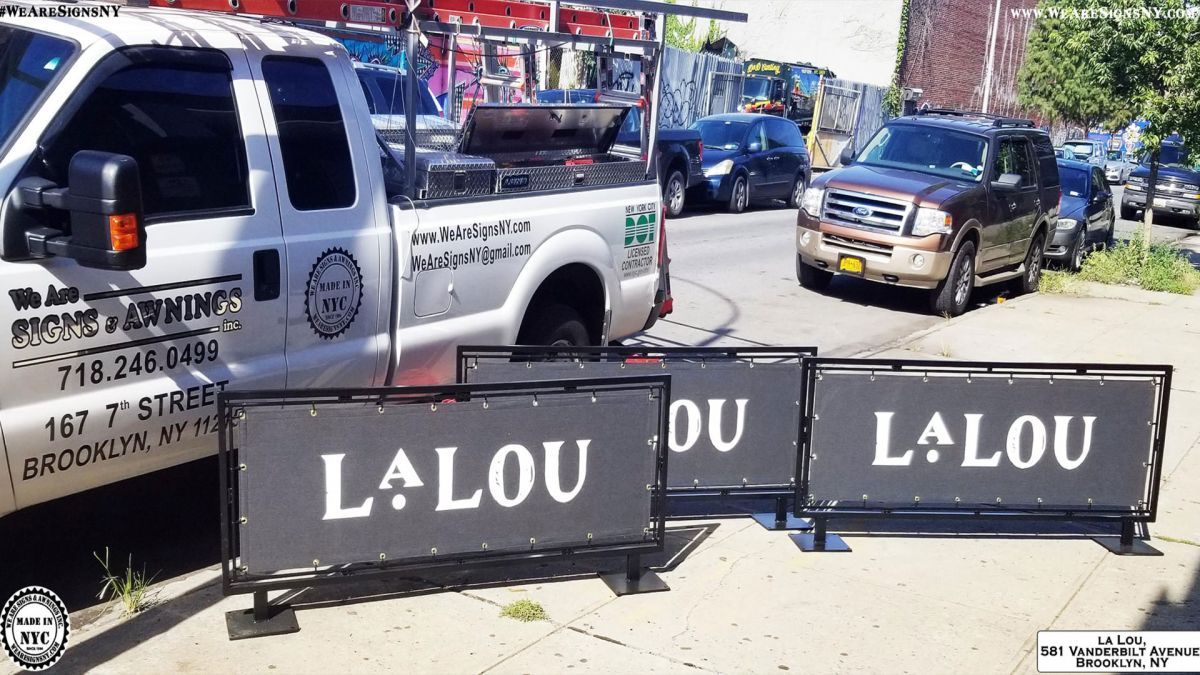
xmin=1063 ymin=142 xmax=1096 ymax=157
xmin=0 ymin=27 xmax=75 ymax=150
xmin=742 ymin=77 xmax=772 ymax=101
xmin=1059 ymin=167 xmax=1089 ymax=197
xmin=1107 ymin=150 xmax=1123 ymax=161
xmin=693 ymin=119 xmax=748 ymax=150
xmin=856 ymin=124 xmax=989 ymax=182
xmin=356 ymin=68 xmax=440 ymax=116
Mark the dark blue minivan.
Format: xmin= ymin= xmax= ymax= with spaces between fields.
xmin=687 ymin=113 xmax=810 ymax=213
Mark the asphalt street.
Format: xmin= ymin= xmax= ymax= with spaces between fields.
xmin=1 ymin=182 xmax=1197 ymax=625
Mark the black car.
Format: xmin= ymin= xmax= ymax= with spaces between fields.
xmin=1050 ymin=159 xmax=1115 ymax=271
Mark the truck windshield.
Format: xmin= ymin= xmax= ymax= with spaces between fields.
xmin=0 ymin=27 xmax=74 ymax=150
xmin=742 ymin=77 xmax=772 ymax=102
xmin=1157 ymin=144 xmax=1190 ymax=168
xmin=357 ymin=67 xmax=440 ymax=116
xmin=857 ymin=124 xmax=989 ymax=182
xmin=693 ymin=119 xmax=748 ymax=150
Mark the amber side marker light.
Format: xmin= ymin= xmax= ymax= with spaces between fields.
xmin=109 ymin=213 xmax=139 ymax=251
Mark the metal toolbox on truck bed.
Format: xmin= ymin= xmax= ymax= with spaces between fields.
xmin=494 ymin=158 xmax=646 ymax=194
xmin=413 ymin=151 xmax=496 ymax=200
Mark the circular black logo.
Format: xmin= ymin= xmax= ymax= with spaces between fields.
xmin=2 ymin=587 xmax=70 ymax=671
xmin=305 ymin=248 xmax=363 ymax=340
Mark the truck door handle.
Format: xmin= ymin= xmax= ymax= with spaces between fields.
xmin=253 ymin=249 xmax=280 ymax=301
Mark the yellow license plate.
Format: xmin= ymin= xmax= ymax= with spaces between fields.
xmin=838 ymin=255 xmax=864 ymax=275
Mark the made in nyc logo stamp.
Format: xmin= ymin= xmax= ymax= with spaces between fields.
xmin=2 ymin=586 xmax=70 ymax=671
xmin=305 ymin=247 xmax=363 ymax=340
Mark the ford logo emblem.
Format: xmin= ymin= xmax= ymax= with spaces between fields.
xmin=853 ymin=206 xmax=873 ymax=218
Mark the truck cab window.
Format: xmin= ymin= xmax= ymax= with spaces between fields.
xmin=41 ymin=59 xmax=250 ymax=220
xmin=261 ymin=57 xmax=356 ymax=211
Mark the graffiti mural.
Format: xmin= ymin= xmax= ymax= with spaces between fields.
xmin=657 ymin=47 xmax=742 ymax=129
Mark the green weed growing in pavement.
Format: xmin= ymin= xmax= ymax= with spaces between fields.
xmin=95 ymin=547 xmax=157 ymax=616
xmin=1073 ymin=236 xmax=1200 ymax=295
xmin=1039 ymin=269 xmax=1075 ymax=294
xmin=500 ymin=598 xmax=548 ymax=623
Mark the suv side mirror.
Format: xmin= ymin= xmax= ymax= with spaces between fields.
xmin=992 ymin=172 xmax=1023 ymax=190
xmin=746 ymin=141 xmax=762 ymax=153
xmin=15 ymin=151 xmax=145 ymax=270
xmin=839 ymin=146 xmax=856 ymax=166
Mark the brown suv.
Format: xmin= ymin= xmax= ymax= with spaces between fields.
xmin=796 ymin=110 xmax=1060 ymax=315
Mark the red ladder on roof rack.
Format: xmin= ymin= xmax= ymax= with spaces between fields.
xmin=144 ymin=0 xmax=648 ymax=39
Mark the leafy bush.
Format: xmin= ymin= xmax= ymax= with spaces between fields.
xmin=500 ymin=598 xmax=548 ymax=622
xmin=1077 ymin=237 xmax=1200 ymax=294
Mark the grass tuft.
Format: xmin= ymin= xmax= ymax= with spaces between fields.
xmin=1039 ymin=269 xmax=1075 ymax=294
xmin=95 ymin=547 xmax=157 ymax=616
xmin=1076 ymin=236 xmax=1200 ymax=294
xmin=500 ymin=598 xmax=548 ymax=623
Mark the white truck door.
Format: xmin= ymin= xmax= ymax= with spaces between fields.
xmin=0 ymin=46 xmax=287 ymax=510
xmin=248 ymin=49 xmax=388 ymax=389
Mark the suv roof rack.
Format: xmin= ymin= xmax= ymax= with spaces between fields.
xmin=914 ymin=108 xmax=1034 ymax=128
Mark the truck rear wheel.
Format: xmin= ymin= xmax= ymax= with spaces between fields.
xmin=664 ymin=170 xmax=686 ymax=218
xmin=518 ymin=303 xmax=591 ymax=347
xmin=1119 ymin=203 xmax=1136 ymax=220
xmin=929 ymin=241 xmax=975 ymax=317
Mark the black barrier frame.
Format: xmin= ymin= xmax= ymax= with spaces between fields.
xmin=458 ymin=345 xmax=818 ymax=529
xmin=792 ymin=358 xmax=1173 ymax=556
xmin=217 ymin=376 xmax=671 ymax=638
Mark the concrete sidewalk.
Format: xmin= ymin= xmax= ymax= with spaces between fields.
xmin=40 ymin=283 xmax=1200 ymax=675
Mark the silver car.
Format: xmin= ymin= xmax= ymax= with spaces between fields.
xmin=1104 ymin=150 xmax=1133 ymax=184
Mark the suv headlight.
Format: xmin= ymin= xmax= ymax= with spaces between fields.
xmin=703 ymin=159 xmax=733 ymax=177
xmin=800 ymin=186 xmax=825 ymax=217
xmin=911 ymin=207 xmax=953 ymax=236
xmin=1057 ymin=218 xmax=1080 ymax=230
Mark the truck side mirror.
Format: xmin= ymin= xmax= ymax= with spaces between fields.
xmin=839 ymin=146 xmax=856 ymax=166
xmin=992 ymin=172 xmax=1023 ymax=190
xmin=16 ymin=151 xmax=146 ymax=271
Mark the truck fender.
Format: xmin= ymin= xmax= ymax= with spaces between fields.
xmin=504 ymin=226 xmax=617 ymax=342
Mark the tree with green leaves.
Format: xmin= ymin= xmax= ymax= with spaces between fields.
xmin=663 ymin=0 xmax=724 ymax=53
xmin=1019 ymin=0 xmax=1200 ymax=242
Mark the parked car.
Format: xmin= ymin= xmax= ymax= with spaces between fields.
xmin=1103 ymin=149 xmax=1133 ymax=184
xmin=1060 ymin=139 xmax=1106 ymax=168
xmin=688 ymin=113 xmax=811 ymax=213
xmin=1122 ymin=140 xmax=1200 ymax=226
xmin=1055 ymin=146 xmax=1073 ymax=160
xmin=536 ymin=89 xmax=703 ymax=218
xmin=1051 ymin=160 xmax=1115 ymax=271
xmin=796 ymin=109 xmax=1060 ymax=316
xmin=354 ymin=61 xmax=458 ymax=137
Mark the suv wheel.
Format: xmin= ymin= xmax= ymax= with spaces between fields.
xmin=930 ymin=241 xmax=976 ymax=317
xmin=1067 ymin=226 xmax=1086 ymax=272
xmin=797 ymin=256 xmax=832 ymax=291
xmin=1119 ymin=203 xmax=1136 ymax=220
xmin=664 ymin=170 xmax=686 ymax=218
xmin=728 ymin=175 xmax=748 ymax=213
xmin=788 ymin=174 xmax=807 ymax=208
xmin=1013 ymin=231 xmax=1046 ymax=296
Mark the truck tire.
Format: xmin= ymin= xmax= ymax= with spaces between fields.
xmin=663 ymin=170 xmax=686 ymax=218
xmin=728 ymin=175 xmax=748 ymax=213
xmin=1119 ymin=203 xmax=1135 ymax=220
xmin=1012 ymin=232 xmax=1046 ymax=296
xmin=797 ymin=256 xmax=832 ymax=291
xmin=929 ymin=241 xmax=976 ymax=317
xmin=518 ymin=303 xmax=591 ymax=347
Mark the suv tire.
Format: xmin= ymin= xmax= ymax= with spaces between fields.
xmin=664 ymin=170 xmax=686 ymax=218
xmin=728 ymin=175 xmax=749 ymax=213
xmin=1013 ymin=231 xmax=1046 ymax=296
xmin=797 ymin=256 xmax=832 ymax=291
xmin=518 ymin=303 xmax=591 ymax=346
xmin=930 ymin=241 xmax=976 ymax=317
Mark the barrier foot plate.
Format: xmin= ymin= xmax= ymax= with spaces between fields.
xmin=225 ymin=604 xmax=300 ymax=640
xmin=1092 ymin=537 xmax=1164 ymax=556
xmin=600 ymin=570 xmax=670 ymax=596
xmin=789 ymin=532 xmax=852 ymax=552
xmin=750 ymin=512 xmax=813 ymax=531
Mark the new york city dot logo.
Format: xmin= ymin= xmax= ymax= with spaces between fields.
xmin=2 ymin=586 xmax=70 ymax=671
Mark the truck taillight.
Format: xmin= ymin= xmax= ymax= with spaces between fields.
xmin=109 ymin=213 xmax=139 ymax=251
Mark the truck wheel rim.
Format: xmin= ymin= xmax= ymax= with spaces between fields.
xmin=668 ymin=178 xmax=684 ymax=213
xmin=954 ymin=255 xmax=973 ymax=305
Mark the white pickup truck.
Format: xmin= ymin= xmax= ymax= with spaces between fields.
xmin=0 ymin=5 xmax=666 ymax=517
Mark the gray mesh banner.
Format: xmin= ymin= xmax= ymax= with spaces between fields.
xmin=801 ymin=362 xmax=1168 ymax=514
xmin=224 ymin=379 xmax=668 ymax=577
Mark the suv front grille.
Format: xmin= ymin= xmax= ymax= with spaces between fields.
xmin=823 ymin=189 xmax=912 ymax=231
xmin=824 ymin=233 xmax=894 ymax=258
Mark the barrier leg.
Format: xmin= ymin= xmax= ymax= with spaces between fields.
xmin=751 ymin=496 xmax=814 ymax=531
xmin=225 ymin=590 xmax=301 ymax=640
xmin=1093 ymin=519 xmax=1163 ymax=556
xmin=789 ymin=517 xmax=851 ymax=552
xmin=600 ymin=553 xmax=670 ymax=596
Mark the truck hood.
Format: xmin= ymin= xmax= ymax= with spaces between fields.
xmin=815 ymin=164 xmax=976 ymax=208
xmin=1130 ymin=164 xmax=1200 ymax=183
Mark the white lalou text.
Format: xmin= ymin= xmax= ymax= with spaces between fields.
xmin=872 ymin=411 xmax=1096 ymax=470
xmin=669 ymin=398 xmax=749 ymax=453
xmin=320 ymin=440 xmax=591 ymax=520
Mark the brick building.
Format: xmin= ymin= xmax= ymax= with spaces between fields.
xmin=899 ymin=0 xmax=1038 ymax=116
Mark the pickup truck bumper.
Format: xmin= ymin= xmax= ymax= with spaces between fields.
xmin=1123 ymin=187 xmax=1200 ymax=218
xmin=796 ymin=216 xmax=952 ymax=289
